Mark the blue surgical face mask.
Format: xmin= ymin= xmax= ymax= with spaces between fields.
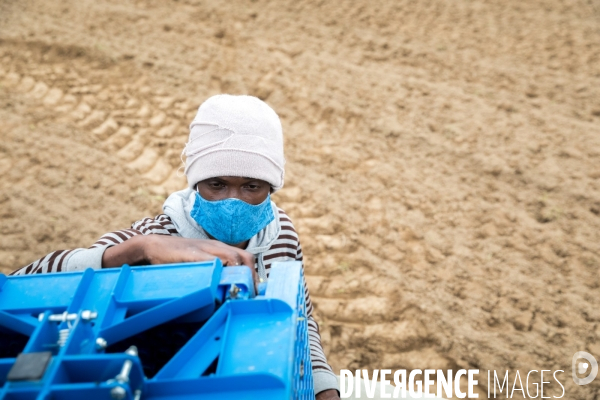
xmin=190 ymin=192 xmax=275 ymax=245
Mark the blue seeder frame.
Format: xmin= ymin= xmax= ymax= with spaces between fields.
xmin=0 ymin=260 xmax=314 ymax=400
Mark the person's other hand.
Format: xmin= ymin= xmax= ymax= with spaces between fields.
xmin=316 ymin=389 xmax=341 ymax=400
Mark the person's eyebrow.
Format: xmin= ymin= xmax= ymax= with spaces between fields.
xmin=209 ymin=177 xmax=227 ymax=183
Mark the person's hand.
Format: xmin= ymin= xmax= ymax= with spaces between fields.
xmin=316 ymin=389 xmax=341 ymax=400
xmin=143 ymin=235 xmax=254 ymax=267
xmin=102 ymin=235 xmax=259 ymax=289
xmin=144 ymin=235 xmax=259 ymax=290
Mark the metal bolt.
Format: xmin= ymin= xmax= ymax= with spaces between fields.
xmin=110 ymin=386 xmax=127 ymax=400
xmin=51 ymin=311 xmax=73 ymax=322
xmin=81 ymin=310 xmax=98 ymax=320
xmin=95 ymin=337 xmax=108 ymax=351
xmin=116 ymin=346 xmax=138 ymax=384
xmin=40 ymin=311 xmax=76 ymax=322
xmin=125 ymin=346 xmax=138 ymax=357
xmin=39 ymin=310 xmax=97 ymax=322
xmin=116 ymin=361 xmax=133 ymax=384
xmin=229 ymin=284 xmax=240 ymax=299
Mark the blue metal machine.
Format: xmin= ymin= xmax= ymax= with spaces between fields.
xmin=0 ymin=260 xmax=314 ymax=400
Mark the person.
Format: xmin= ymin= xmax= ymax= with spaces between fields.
xmin=11 ymin=94 xmax=341 ymax=400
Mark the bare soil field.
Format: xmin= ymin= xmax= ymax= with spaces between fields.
xmin=1 ymin=0 xmax=600 ymax=398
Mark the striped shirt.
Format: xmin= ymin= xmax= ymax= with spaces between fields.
xmin=10 ymin=209 xmax=334 ymax=377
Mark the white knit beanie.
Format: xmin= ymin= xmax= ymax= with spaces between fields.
xmin=183 ymin=95 xmax=285 ymax=191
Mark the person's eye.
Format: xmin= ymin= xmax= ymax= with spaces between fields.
xmin=245 ymin=184 xmax=260 ymax=190
xmin=209 ymin=182 xmax=225 ymax=189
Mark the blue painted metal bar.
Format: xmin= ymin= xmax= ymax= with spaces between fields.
xmin=0 ymin=310 xmax=37 ymax=336
xmin=154 ymin=305 xmax=228 ymax=380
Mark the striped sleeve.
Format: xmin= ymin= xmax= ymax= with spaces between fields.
xmin=10 ymin=249 xmax=76 ymax=275
xmin=10 ymin=214 xmax=179 ymax=276
xmin=263 ymin=208 xmax=334 ymax=375
xmin=89 ymin=228 xmax=143 ymax=249
xmin=131 ymin=214 xmax=179 ymax=236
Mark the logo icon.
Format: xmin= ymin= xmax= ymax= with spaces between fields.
xmin=572 ymin=351 xmax=598 ymax=385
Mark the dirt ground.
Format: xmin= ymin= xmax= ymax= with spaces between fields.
xmin=1 ymin=0 xmax=600 ymax=398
